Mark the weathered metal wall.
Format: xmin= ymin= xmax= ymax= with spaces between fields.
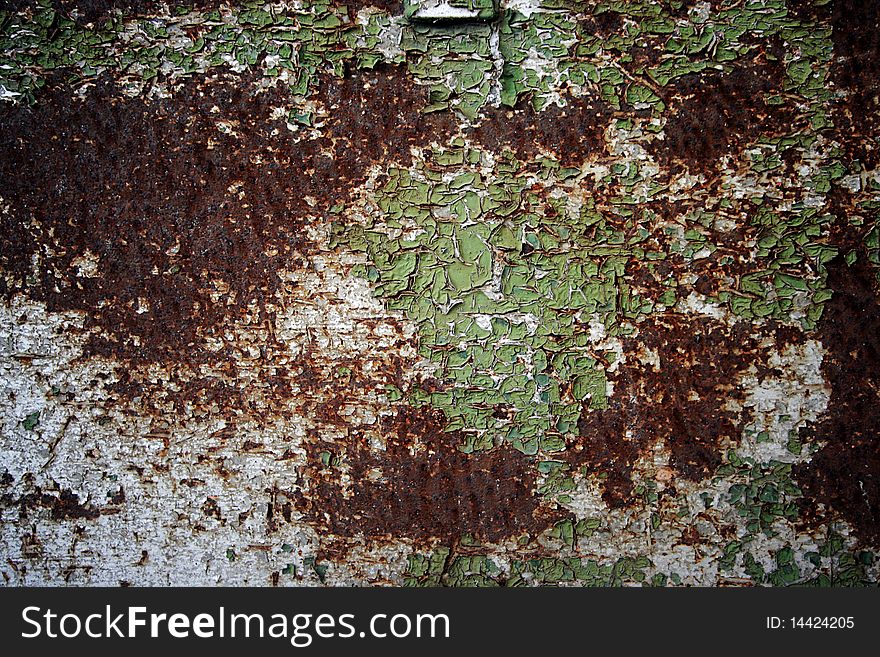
xmin=0 ymin=0 xmax=878 ymax=586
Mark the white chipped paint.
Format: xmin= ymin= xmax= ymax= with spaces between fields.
xmin=736 ymin=340 xmax=830 ymax=463
xmin=503 ymin=0 xmax=543 ymax=19
xmin=677 ymin=291 xmax=737 ymax=325
xmin=409 ymin=1 xmax=484 ymax=21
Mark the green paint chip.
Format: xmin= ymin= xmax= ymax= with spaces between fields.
xmin=22 ymin=412 xmax=40 ymax=431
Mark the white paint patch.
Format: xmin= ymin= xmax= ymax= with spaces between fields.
xmin=736 ymin=340 xmax=830 ymax=463
xmin=677 ymin=291 xmax=736 ymax=325
xmin=409 ymin=0 xmax=485 ymax=21
xmin=0 ymin=84 xmax=21 ymax=101
xmin=503 ymin=0 xmax=544 ymax=18
xmin=559 ymin=473 xmax=607 ymax=520
xmin=70 ymin=250 xmax=101 ymax=278
xmin=0 ymin=247 xmax=439 ymax=585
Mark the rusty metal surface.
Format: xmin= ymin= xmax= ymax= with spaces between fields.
xmin=0 ymin=0 xmax=878 ymax=586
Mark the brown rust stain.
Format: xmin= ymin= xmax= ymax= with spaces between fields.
xmin=579 ymin=7 xmax=624 ymax=38
xmin=626 ymin=201 xmax=762 ymax=306
xmin=780 ymin=0 xmax=880 ymax=166
xmin=0 ymin=1 xmax=221 ymax=23
xmin=828 ymin=0 xmax=880 ymax=168
xmin=570 ymin=317 xmax=783 ymax=508
xmin=0 ymin=65 xmax=454 ymax=377
xmin=340 ymin=0 xmax=402 ymax=15
xmin=470 ymin=92 xmax=612 ymax=167
xmin=647 ymin=51 xmax=796 ymax=175
xmin=1 ymin=482 xmax=125 ymax=521
xmin=794 ymin=252 xmax=880 ymax=545
xmin=1 ymin=73 xmax=310 ymax=365
xmin=294 ymin=405 xmax=567 ymax=545
xmin=315 ymin=63 xmax=456 ymax=193
xmin=0 ymin=63 xmax=571 ymax=548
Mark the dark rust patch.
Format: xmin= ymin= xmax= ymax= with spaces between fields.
xmin=0 ymin=1 xmax=221 ymax=23
xmin=1 ymin=73 xmax=312 ymax=365
xmin=570 ymin=317 xmax=772 ymax=507
xmin=0 ymin=65 xmax=454 ymax=376
xmin=340 ymin=0 xmax=401 ymax=14
xmin=794 ymin=253 xmax=880 ymax=545
xmin=294 ymin=405 xmax=566 ymax=545
xmin=648 ymin=56 xmax=796 ymax=174
xmin=784 ymin=0 xmax=830 ymax=23
xmin=470 ymin=93 xmax=612 ymax=167
xmin=2 ymin=485 xmax=107 ymax=521
xmin=625 ymin=202 xmax=762 ymax=308
xmin=316 ymin=63 xmax=456 ymax=188
xmin=579 ymin=8 xmax=623 ymax=38
xmin=828 ymin=0 xmax=880 ymax=167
